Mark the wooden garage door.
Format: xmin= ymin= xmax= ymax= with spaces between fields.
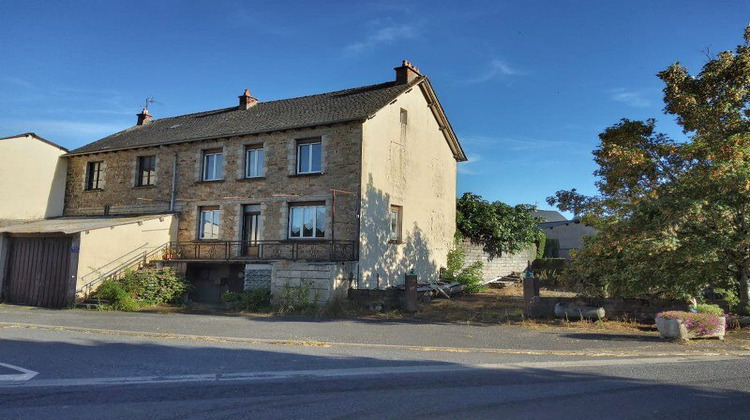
xmin=5 ymin=236 xmax=72 ymax=308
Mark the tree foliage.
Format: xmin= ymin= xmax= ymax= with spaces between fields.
xmin=456 ymin=192 xmax=541 ymax=259
xmin=549 ymin=26 xmax=750 ymax=308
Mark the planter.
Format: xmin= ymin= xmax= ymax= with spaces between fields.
xmin=655 ymin=315 xmax=726 ymax=340
xmin=554 ymin=303 xmax=605 ymax=320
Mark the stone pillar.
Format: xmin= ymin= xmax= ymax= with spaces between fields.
xmin=404 ymin=272 xmax=418 ymax=313
xmin=523 ymin=276 xmax=540 ymax=316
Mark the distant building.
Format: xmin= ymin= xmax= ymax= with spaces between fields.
xmin=533 ymin=210 xmax=597 ymax=259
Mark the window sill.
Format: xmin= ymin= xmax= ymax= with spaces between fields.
xmin=195 ymin=179 xmax=225 ymax=184
xmin=237 ymin=176 xmax=266 ymax=181
xmin=288 ymin=172 xmax=323 ymax=178
xmin=388 ymin=240 xmax=404 ymax=245
xmin=83 ymin=188 xmax=104 ymax=192
xmin=133 ymin=185 xmax=157 ymax=189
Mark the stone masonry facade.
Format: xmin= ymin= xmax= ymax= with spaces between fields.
xmin=64 ymin=121 xmax=363 ymax=244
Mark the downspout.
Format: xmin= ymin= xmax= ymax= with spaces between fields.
xmin=169 ymin=153 xmax=178 ymax=212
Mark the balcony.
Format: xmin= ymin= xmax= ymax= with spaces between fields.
xmin=162 ymin=240 xmax=358 ymax=262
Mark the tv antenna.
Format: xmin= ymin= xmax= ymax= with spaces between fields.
xmin=142 ymin=96 xmax=160 ymax=112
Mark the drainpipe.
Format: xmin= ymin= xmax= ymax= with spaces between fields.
xmin=169 ymin=153 xmax=178 ymax=212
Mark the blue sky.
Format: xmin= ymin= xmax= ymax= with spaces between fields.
xmin=1 ymin=1 xmax=748 ymax=213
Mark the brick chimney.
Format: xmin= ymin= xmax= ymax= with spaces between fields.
xmin=239 ymin=89 xmax=258 ymax=110
xmin=136 ymin=108 xmax=152 ymax=126
xmin=394 ymin=60 xmax=422 ymax=84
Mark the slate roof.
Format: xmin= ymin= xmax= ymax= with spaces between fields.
xmin=532 ymin=210 xmax=567 ymax=223
xmin=68 ymin=79 xmax=419 ymax=155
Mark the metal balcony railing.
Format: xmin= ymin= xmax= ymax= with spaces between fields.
xmin=162 ymin=240 xmax=358 ymax=262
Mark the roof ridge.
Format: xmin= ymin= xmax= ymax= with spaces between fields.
xmin=143 ymin=80 xmax=400 ymax=123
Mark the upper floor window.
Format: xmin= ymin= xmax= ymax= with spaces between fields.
xmin=86 ymin=161 xmax=103 ymax=190
xmin=296 ymin=138 xmax=322 ymax=174
xmin=199 ymin=206 xmax=221 ymax=240
xmin=389 ymin=205 xmax=402 ymax=242
xmin=202 ymin=149 xmax=223 ymax=181
xmin=289 ymin=204 xmax=326 ymax=239
xmin=136 ymin=155 xmax=156 ymax=186
xmin=400 ymin=108 xmax=408 ymax=125
xmin=245 ymin=146 xmax=264 ymax=178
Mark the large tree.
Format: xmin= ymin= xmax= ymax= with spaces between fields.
xmin=549 ymin=26 xmax=750 ymax=309
xmin=456 ymin=192 xmax=540 ymax=259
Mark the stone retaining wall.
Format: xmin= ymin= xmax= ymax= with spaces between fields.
xmin=271 ymin=260 xmax=356 ymax=304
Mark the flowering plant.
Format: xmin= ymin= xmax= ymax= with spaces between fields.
xmin=656 ymin=311 xmax=725 ymax=336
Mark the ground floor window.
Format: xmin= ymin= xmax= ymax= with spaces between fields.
xmin=199 ymin=206 xmax=221 ymax=239
xmin=389 ymin=205 xmax=402 ymax=242
xmin=289 ymin=204 xmax=326 ymax=238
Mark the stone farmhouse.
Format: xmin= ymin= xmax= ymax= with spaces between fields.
xmin=0 ymin=61 xmax=466 ymax=307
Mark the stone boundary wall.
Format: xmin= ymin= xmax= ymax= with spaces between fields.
xmin=461 ymin=239 xmax=535 ymax=281
xmin=525 ymin=296 xmax=690 ymax=321
xmin=271 ymin=261 xmax=356 ymax=304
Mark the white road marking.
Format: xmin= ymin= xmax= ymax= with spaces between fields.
xmin=1 ymin=354 xmax=742 ymax=389
xmin=0 ymin=363 xmax=38 ymax=382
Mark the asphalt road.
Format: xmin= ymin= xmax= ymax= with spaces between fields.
xmin=1 ymin=319 xmax=749 ymax=419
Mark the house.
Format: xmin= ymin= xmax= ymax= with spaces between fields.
xmin=0 ymin=133 xmax=68 ymax=227
xmin=534 ymin=210 xmax=597 ymax=259
xmin=0 ymin=61 xmax=466 ymax=307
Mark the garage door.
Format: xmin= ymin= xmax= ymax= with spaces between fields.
xmin=4 ymin=236 xmax=72 ymax=308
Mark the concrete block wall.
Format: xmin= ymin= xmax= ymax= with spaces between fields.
xmin=271 ymin=260 xmax=356 ymax=304
xmin=460 ymin=239 xmax=535 ymax=281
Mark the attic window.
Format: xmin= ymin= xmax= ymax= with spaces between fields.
xmin=168 ymin=124 xmax=181 ymax=129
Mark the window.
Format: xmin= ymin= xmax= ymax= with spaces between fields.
xmin=199 ymin=207 xmax=221 ymax=239
xmin=245 ymin=146 xmax=264 ymax=178
xmin=389 ymin=205 xmax=402 ymax=242
xmin=86 ymin=161 xmax=103 ymax=190
xmin=136 ymin=155 xmax=156 ymax=186
xmin=296 ymin=139 xmax=322 ymax=174
xmin=400 ymin=108 xmax=408 ymax=125
xmin=202 ymin=149 xmax=223 ymax=181
xmin=289 ymin=204 xmax=326 ymax=239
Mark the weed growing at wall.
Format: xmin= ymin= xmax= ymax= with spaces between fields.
xmin=444 ymin=245 xmax=485 ymax=293
xmin=222 ymin=288 xmax=272 ymax=312
xmin=276 ymin=280 xmax=319 ymax=315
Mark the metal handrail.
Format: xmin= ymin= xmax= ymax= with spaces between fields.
xmin=164 ymin=240 xmax=358 ymax=262
xmin=78 ymin=242 xmax=171 ymax=298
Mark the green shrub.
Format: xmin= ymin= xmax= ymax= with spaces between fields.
xmin=694 ymin=303 xmax=724 ymax=316
xmin=95 ymin=279 xmax=140 ymax=312
xmin=119 ymin=268 xmax=191 ymax=305
xmin=276 ymin=280 xmax=319 ymax=315
xmin=444 ymin=246 xmax=485 ymax=293
xmin=222 ymin=288 xmax=272 ymax=312
xmin=543 ymin=238 xmax=560 ymax=258
xmin=536 ymin=233 xmax=546 ymax=260
xmin=532 ymin=258 xmax=569 ymax=288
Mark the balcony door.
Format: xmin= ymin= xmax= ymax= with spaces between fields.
xmin=242 ymin=205 xmax=261 ymax=257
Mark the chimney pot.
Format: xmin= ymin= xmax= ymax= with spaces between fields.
xmin=239 ymin=89 xmax=258 ymax=110
xmin=395 ymin=59 xmax=422 ymax=84
xmin=136 ymin=108 xmax=152 ymax=126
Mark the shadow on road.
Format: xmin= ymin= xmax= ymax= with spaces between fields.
xmin=0 ymin=333 xmax=748 ymax=419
